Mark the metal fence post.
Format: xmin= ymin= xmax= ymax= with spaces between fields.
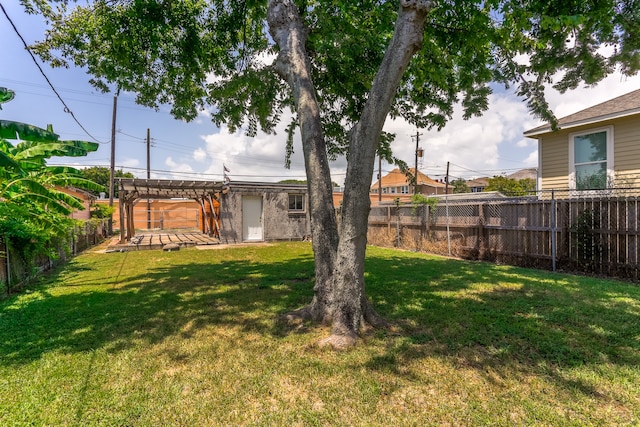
xmin=445 ymin=193 xmax=451 ymax=256
xmin=551 ymin=189 xmax=557 ymax=272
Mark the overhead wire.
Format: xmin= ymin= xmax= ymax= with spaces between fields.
xmin=0 ymin=2 xmax=109 ymax=144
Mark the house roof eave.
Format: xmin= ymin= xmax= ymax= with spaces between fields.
xmin=523 ymin=90 xmax=640 ymax=138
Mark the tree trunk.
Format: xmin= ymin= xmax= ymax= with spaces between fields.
xmin=267 ymin=0 xmax=338 ymax=324
xmin=322 ymin=1 xmax=433 ymax=348
xmin=268 ymin=0 xmax=433 ymax=349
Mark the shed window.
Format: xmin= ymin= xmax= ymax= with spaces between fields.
xmin=569 ymin=127 xmax=613 ymax=190
xmin=289 ymin=194 xmax=305 ymax=211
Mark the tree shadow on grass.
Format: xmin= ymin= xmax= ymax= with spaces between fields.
xmin=362 ymin=252 xmax=640 ymax=397
xmin=0 ymin=251 xmax=316 ymax=366
xmin=2 ymin=245 xmax=639 ymax=401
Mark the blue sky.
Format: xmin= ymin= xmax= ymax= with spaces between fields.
xmin=3 ymin=2 xmax=640 ymax=186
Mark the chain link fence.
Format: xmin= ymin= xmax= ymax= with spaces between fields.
xmin=368 ymin=189 xmax=640 ymax=281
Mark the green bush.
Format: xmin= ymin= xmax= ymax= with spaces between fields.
xmin=91 ymin=204 xmax=114 ymax=219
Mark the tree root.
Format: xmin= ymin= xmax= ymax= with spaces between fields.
xmin=280 ymin=305 xmax=314 ymax=323
xmin=362 ymin=299 xmax=390 ymax=329
xmin=281 ymin=299 xmax=390 ymax=349
xmin=317 ymin=333 xmax=358 ymax=350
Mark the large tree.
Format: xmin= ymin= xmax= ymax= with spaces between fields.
xmin=80 ymin=166 xmax=134 ymax=197
xmin=26 ymin=0 xmax=640 ymax=348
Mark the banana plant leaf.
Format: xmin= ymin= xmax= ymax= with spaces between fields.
xmin=0 ymin=150 xmax=21 ymax=171
xmin=48 ymin=188 xmax=87 ymax=211
xmin=5 ymin=192 xmax=74 ymax=215
xmin=0 ymin=87 xmax=15 ymax=107
xmin=0 ymin=120 xmax=59 ymax=142
xmin=43 ymin=165 xmax=84 ymax=175
xmin=14 ymin=139 xmax=99 ymax=160
xmin=46 ymin=175 xmax=105 ymax=193
xmin=2 ymin=177 xmax=55 ymax=199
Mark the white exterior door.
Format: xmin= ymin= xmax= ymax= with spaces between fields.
xmin=242 ymin=196 xmax=263 ymax=241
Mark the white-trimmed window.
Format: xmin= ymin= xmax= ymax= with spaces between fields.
xmin=288 ymin=194 xmax=305 ymax=212
xmin=400 ymin=185 xmax=409 ymax=194
xmin=569 ymin=126 xmax=613 ymax=190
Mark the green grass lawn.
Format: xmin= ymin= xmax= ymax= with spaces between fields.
xmin=1 ymin=242 xmax=639 ymax=426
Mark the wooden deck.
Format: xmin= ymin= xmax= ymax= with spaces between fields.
xmin=106 ymin=231 xmax=220 ymax=252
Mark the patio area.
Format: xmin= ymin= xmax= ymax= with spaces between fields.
xmin=106 ymin=230 xmax=220 ymax=252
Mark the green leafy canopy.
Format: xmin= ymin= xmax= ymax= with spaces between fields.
xmin=25 ymin=0 xmax=640 ymax=160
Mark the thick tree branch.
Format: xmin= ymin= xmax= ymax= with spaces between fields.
xmin=321 ymin=1 xmax=435 ymax=349
xmin=267 ymin=0 xmax=338 ymax=322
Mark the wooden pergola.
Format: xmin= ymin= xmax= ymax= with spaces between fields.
xmin=117 ymin=178 xmax=226 ymax=243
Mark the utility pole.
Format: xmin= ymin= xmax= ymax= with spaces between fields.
xmin=108 ymin=93 xmax=118 ymax=235
xmin=413 ymin=130 xmax=422 ymax=195
xmin=146 ymin=128 xmax=151 ymax=229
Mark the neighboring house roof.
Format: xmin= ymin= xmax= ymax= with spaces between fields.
xmin=371 ymin=168 xmax=445 ymax=190
xmin=524 ymin=89 xmax=640 ymax=137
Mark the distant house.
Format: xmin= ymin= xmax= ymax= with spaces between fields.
xmin=524 ymin=89 xmax=640 ymax=192
xmin=370 ymin=168 xmax=448 ymax=202
xmin=58 ymin=186 xmax=95 ymax=220
xmin=464 ymin=169 xmax=536 ymax=194
xmin=465 ymin=177 xmax=490 ymax=193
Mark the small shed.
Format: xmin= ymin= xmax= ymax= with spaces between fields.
xmin=218 ymin=181 xmax=311 ymax=244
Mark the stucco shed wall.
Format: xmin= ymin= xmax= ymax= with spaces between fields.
xmin=219 ymin=184 xmax=310 ymax=244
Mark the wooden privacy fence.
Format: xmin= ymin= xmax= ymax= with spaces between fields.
xmin=368 ymin=194 xmax=640 ymax=281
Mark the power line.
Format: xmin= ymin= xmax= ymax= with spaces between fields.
xmin=0 ymin=2 xmax=108 ymax=144
xmin=47 ymin=162 xmax=347 ymax=180
xmin=117 ymin=129 xmax=147 ymax=141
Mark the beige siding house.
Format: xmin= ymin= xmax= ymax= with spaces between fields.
xmin=524 ymin=89 xmax=640 ymax=192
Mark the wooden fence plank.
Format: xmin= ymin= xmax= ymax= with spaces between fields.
xmin=368 ymin=196 xmax=640 ymax=281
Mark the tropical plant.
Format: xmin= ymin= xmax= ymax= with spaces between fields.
xmin=1 ymin=87 xmax=101 ymax=290
xmin=0 ymin=92 xmax=102 ymax=217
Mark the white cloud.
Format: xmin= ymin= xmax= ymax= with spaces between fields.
xmin=523 ymin=149 xmax=538 ymax=166
xmin=193 ymin=147 xmax=207 ymax=162
xmin=544 ymin=72 xmax=640 ymax=119
xmin=120 ymin=158 xmax=140 ymax=168
xmin=175 ymin=70 xmax=640 ymax=186
xmin=198 ymin=110 xmax=314 ymax=182
xmin=164 ymin=156 xmax=195 ymax=179
xmin=382 ymin=91 xmax=532 ymax=179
